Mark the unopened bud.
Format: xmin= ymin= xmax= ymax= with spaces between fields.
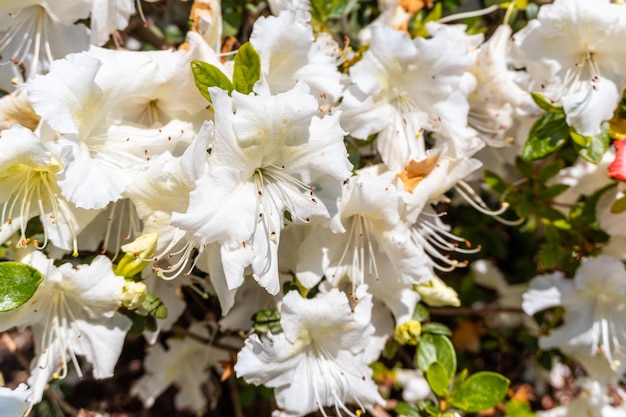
xmin=415 ymin=276 xmax=461 ymax=307
xmin=114 ymin=232 xmax=158 ymax=278
xmin=394 ymin=320 xmax=421 ymax=346
xmin=121 ymin=281 xmax=147 ymax=310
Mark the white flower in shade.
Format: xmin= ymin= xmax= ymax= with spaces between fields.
xmin=0 ymin=383 xmax=33 ymax=417
xmin=235 ymin=286 xmax=385 ymax=417
xmin=0 ymin=1 xmax=91 ymax=91
xmin=132 ymin=323 xmax=232 ymax=411
xmin=550 ymin=150 xmax=615 ymax=213
xmin=0 ymin=124 xmax=98 ymax=254
xmin=0 ymin=251 xmax=131 ymax=402
xmin=89 ymin=0 xmax=135 ymax=46
xmin=512 ymin=0 xmax=626 ymax=136
xmin=522 ymin=256 xmax=626 ymax=377
xmin=250 ymin=10 xmax=344 ymax=106
xmin=537 ymin=379 xmax=626 ymax=417
xmin=27 ymin=52 xmax=195 ymax=210
xmin=466 ymin=24 xmax=534 ymax=146
xmin=172 ymin=83 xmax=352 ymax=296
xmin=339 ymin=23 xmax=480 ymax=171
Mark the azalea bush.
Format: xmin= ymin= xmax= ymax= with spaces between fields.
xmin=1 ymin=0 xmax=626 ymax=416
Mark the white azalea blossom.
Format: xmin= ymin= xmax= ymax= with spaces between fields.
xmin=513 ymin=0 xmax=626 ymax=136
xmin=0 ymin=383 xmax=33 ymax=417
xmin=537 ymin=379 xmax=626 ymax=417
xmin=0 ymin=1 xmax=91 ymax=91
xmin=296 ymin=168 xmax=430 ymax=323
xmin=172 ymin=83 xmax=352 ymax=296
xmin=250 ymin=10 xmax=344 ymax=106
xmin=523 ymin=256 xmax=626 ymax=378
xmin=235 ymin=286 xmax=385 ymax=417
xmin=27 ymin=52 xmax=195 ymax=210
xmin=0 ymin=251 xmax=131 ymax=402
xmin=0 ymin=124 xmax=97 ymax=254
xmin=340 ymin=23 xmax=481 ymax=171
xmin=132 ymin=323 xmax=232 ymax=410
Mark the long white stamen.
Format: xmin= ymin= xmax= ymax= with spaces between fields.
xmin=438 ymin=5 xmax=499 ymax=23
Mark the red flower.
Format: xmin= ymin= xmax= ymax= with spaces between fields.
xmin=609 ymin=139 xmax=626 ymax=182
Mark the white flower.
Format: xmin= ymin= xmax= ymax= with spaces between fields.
xmin=131 ymin=323 xmax=232 ymax=411
xmin=234 ymin=286 xmax=385 ymax=417
xmin=0 ymin=383 xmax=33 ymax=417
xmin=537 ymin=379 xmax=626 ymax=417
xmin=172 ymin=83 xmax=352 ymax=296
xmin=250 ymin=10 xmax=344 ymax=106
xmin=522 ymin=256 xmax=626 ymax=377
xmin=89 ymin=0 xmax=135 ymax=46
xmin=27 ymin=52 xmax=195 ymax=209
xmin=0 ymin=1 xmax=90 ymax=90
xmin=0 ymin=252 xmax=131 ymax=402
xmin=466 ymin=24 xmax=534 ymax=146
xmin=0 ymin=124 xmax=97 ymax=254
xmin=296 ymin=167 xmax=430 ymax=323
xmin=339 ymin=24 xmax=480 ymax=171
xmin=513 ymin=0 xmax=626 ymax=136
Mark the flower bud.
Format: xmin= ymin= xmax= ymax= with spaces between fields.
xmin=114 ymin=232 xmax=158 ymax=279
xmin=121 ymin=281 xmax=147 ymax=310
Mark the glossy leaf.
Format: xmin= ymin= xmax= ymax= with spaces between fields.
xmin=0 ymin=262 xmax=44 ymax=312
xmin=449 ymin=371 xmax=510 ymax=413
xmin=426 ymin=361 xmax=450 ymax=397
xmin=522 ymin=112 xmax=569 ymax=161
xmin=233 ymin=43 xmax=261 ymax=95
xmin=572 ymin=122 xmax=610 ymax=164
xmin=417 ymin=333 xmax=456 ymax=380
xmin=190 ymin=60 xmax=234 ymax=102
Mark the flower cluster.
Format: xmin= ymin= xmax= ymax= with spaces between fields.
xmin=1 ymin=0 xmax=626 ymax=416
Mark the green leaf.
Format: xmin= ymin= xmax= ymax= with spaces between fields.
xmin=571 ymin=122 xmax=610 ymax=164
xmin=412 ymin=303 xmax=430 ymax=322
xmin=233 ymin=43 xmax=261 ymax=95
xmin=421 ymin=322 xmax=452 ymax=336
xmin=449 ymin=371 xmax=510 ymax=413
xmin=426 ymin=361 xmax=450 ymax=397
xmin=0 ymin=262 xmax=44 ymax=312
xmin=484 ymin=170 xmax=508 ymax=194
xmin=504 ymin=398 xmax=538 ymax=417
xmin=537 ymin=160 xmax=565 ymax=182
xmin=522 ymin=112 xmax=569 ymax=161
xmin=539 ymin=184 xmax=569 ymax=201
xmin=417 ymin=333 xmax=456 ymax=380
xmin=395 ymin=402 xmax=421 ymax=417
xmin=190 ymin=60 xmax=234 ymax=102
xmin=531 ymin=92 xmax=563 ymax=114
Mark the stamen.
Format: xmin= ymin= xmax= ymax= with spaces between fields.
xmin=454 ymin=181 xmax=523 ymax=226
xmin=438 ymin=4 xmax=499 ymax=23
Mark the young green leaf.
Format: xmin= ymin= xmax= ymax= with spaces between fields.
xmin=426 ymin=361 xmax=450 ymax=397
xmin=233 ymin=43 xmax=261 ymax=95
xmin=190 ymin=60 xmax=234 ymax=102
xmin=395 ymin=402 xmax=421 ymax=417
xmin=417 ymin=333 xmax=456 ymax=380
xmin=0 ymin=262 xmax=44 ymax=312
xmin=449 ymin=371 xmax=510 ymax=413
xmin=522 ymin=112 xmax=569 ymax=161
xmin=571 ymin=122 xmax=610 ymax=164
xmin=421 ymin=322 xmax=452 ymax=336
